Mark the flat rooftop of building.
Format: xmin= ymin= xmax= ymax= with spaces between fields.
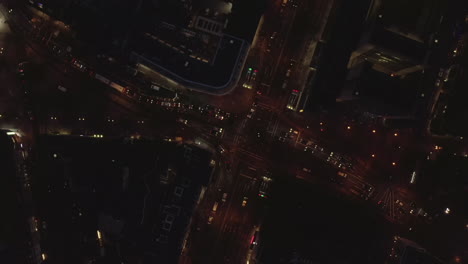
xmin=379 ymin=0 xmax=444 ymax=41
xmin=131 ymin=0 xmax=266 ymax=94
xmin=349 ymin=64 xmax=423 ymax=116
xmin=132 ymin=32 xmax=246 ymax=93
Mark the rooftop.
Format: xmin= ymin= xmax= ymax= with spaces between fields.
xmin=34 ymin=135 xmax=213 ymax=263
xmin=0 ymin=132 xmax=28 ymax=263
xmin=130 ymin=0 xmax=266 ymax=94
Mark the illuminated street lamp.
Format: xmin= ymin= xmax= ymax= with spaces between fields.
xmin=394 ymin=133 xmax=398 ymax=137
xmin=372 ymin=129 xmax=376 ymax=133
xmin=347 ymin=126 xmax=351 ymax=130
xmin=371 ymin=154 xmax=376 ymax=158
xmin=392 ymin=162 xmax=396 ymax=166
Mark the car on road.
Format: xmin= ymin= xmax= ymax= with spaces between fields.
xmin=218 ymin=145 xmax=226 ymax=154
xmin=258 ymin=176 xmax=272 ymax=198
xmin=212 ymin=202 xmax=218 ymax=212
xmin=177 ymin=118 xmax=188 ymax=125
xmin=71 ymin=58 xmax=88 ymax=72
xmin=337 ymin=171 xmax=347 ymax=178
xmin=304 ymin=146 xmax=313 ymax=152
xmin=247 ymin=107 xmax=256 ymax=118
xmin=250 ymin=230 xmax=259 ymax=250
xmin=211 ymin=127 xmax=224 ymax=137
xmin=207 ymin=215 xmax=214 ymax=224
xmin=57 ymin=85 xmax=67 ymax=92
xmin=242 ymin=197 xmax=248 ymax=207
xmin=17 ymin=61 xmax=31 ymax=78
xmin=267 ymin=32 xmax=277 ymax=52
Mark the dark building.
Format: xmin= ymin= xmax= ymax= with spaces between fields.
xmin=25 ymin=0 xmax=139 ymax=55
xmin=33 ymin=135 xmax=213 ymax=264
xmin=0 ymin=131 xmax=30 ymax=263
xmin=304 ymin=0 xmax=371 ymax=111
xmin=129 ymin=0 xmax=266 ymax=95
xmin=388 ymin=237 xmax=445 ymax=264
xmin=430 ymin=11 xmax=468 ymax=137
xmin=341 ymin=0 xmax=445 ymax=117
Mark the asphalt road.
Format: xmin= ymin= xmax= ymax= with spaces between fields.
xmin=1 ymin=1 xmax=467 ymax=263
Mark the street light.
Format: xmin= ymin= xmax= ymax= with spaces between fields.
xmin=371 ymin=154 xmax=376 ymax=158
xmin=372 ymin=129 xmax=376 ymax=133
xmin=392 ymin=162 xmax=396 ymax=166
xmin=347 ymin=126 xmax=351 ymax=130
xmin=394 ymin=133 xmax=398 ymax=137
